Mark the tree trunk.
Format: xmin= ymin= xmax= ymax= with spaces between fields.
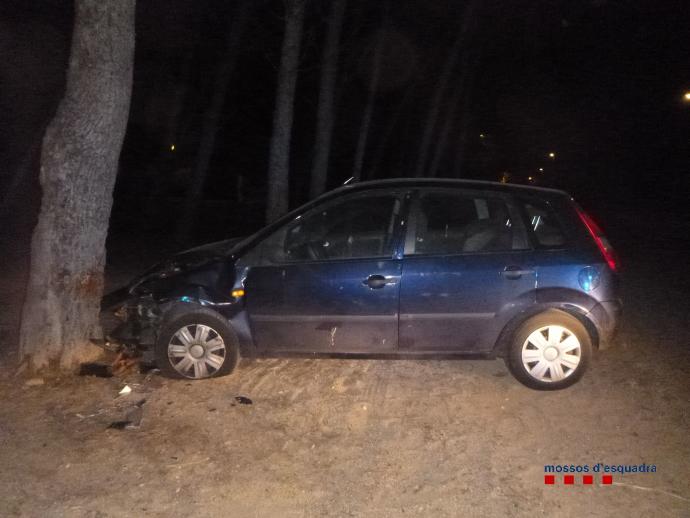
xmin=368 ymin=78 xmax=417 ymax=179
xmin=351 ymin=26 xmax=386 ymax=183
xmin=427 ymin=85 xmax=463 ymax=178
xmin=266 ymin=0 xmax=306 ymax=223
xmin=413 ymin=0 xmax=476 ymax=177
xmin=452 ymin=59 xmax=479 ymax=178
xmin=309 ymin=0 xmax=346 ymax=199
xmin=428 ymin=47 xmax=480 ymax=178
xmin=175 ymin=2 xmax=251 ymax=244
xmin=19 ymin=0 xmax=135 ymax=371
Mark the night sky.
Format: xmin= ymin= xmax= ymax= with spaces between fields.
xmin=1 ymin=0 xmax=689 ymax=250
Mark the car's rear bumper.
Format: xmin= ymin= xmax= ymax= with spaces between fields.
xmin=587 ymin=299 xmax=622 ymax=350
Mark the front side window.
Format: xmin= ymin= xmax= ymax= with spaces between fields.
xmin=258 ymin=193 xmax=402 ymax=263
xmin=409 ymin=191 xmax=527 ymax=255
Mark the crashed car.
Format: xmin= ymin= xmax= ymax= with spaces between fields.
xmin=101 ymin=178 xmax=621 ymax=390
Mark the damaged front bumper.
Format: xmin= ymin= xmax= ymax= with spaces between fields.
xmin=99 ymin=288 xmax=164 ymax=360
xmin=99 ymin=283 xmax=242 ymax=359
xmin=97 ymin=239 xmax=248 ymax=359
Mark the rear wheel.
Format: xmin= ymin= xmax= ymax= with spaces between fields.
xmin=505 ymin=310 xmax=591 ymax=390
xmin=154 ymin=309 xmax=239 ymax=380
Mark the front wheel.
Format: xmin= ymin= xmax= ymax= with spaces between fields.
xmin=154 ymin=309 xmax=239 ymax=380
xmin=505 ymin=310 xmax=592 ymax=390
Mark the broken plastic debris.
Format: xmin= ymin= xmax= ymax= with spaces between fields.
xmin=123 ymin=405 xmax=143 ymax=429
xmin=24 ymin=378 xmax=45 ymax=387
xmin=107 ymin=399 xmax=146 ymax=430
xmin=118 ymin=385 xmax=132 ymax=396
xmin=234 ymin=396 xmax=253 ymax=405
xmin=76 ymin=410 xmax=104 ymax=419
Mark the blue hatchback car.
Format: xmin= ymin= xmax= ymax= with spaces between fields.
xmin=102 ymin=179 xmax=621 ymax=390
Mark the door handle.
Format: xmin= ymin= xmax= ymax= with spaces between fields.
xmin=502 ymin=266 xmax=534 ymax=279
xmin=363 ymin=274 xmax=397 ymax=289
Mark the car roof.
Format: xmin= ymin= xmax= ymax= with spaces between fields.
xmin=325 ymin=178 xmax=572 ymax=200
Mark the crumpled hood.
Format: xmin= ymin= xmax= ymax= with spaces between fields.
xmin=101 ymin=237 xmax=246 ymax=309
xmin=132 ymin=237 xmax=245 ymax=289
xmin=170 ymin=237 xmax=245 ymax=265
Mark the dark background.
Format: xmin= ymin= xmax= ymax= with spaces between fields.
xmin=1 ymin=0 xmax=689 ymax=264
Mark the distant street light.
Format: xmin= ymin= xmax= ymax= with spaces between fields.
xmin=684 ymin=91 xmax=690 ymax=102
xmin=548 ymin=152 xmax=556 ymax=159
xmin=539 ymin=167 xmax=544 ymax=172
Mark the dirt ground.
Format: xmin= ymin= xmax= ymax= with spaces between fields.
xmin=1 ymin=252 xmax=689 ymax=517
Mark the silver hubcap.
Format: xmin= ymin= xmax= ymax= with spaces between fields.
xmin=521 ymin=325 xmax=581 ymax=383
xmin=168 ymin=324 xmax=226 ymax=379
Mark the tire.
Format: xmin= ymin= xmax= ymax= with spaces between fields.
xmin=505 ymin=310 xmax=592 ymax=390
xmin=154 ymin=308 xmax=239 ymax=380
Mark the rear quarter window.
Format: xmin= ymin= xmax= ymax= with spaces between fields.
xmin=522 ymin=201 xmax=567 ymax=248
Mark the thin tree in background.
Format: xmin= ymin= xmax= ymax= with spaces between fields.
xmin=176 ymin=2 xmax=252 ymax=244
xmin=19 ymin=0 xmax=135 ymax=371
xmin=428 ymin=47 xmax=482 ymax=177
xmin=451 ymin=47 xmax=482 ymax=178
xmin=427 ymin=86 xmax=463 ymax=178
xmin=351 ymin=23 xmax=386 ymax=182
xmin=368 ymin=78 xmax=417 ymax=178
xmin=309 ymin=0 xmax=346 ymax=199
xmin=266 ymin=0 xmax=306 ymax=222
xmin=413 ymin=0 xmax=477 ymax=177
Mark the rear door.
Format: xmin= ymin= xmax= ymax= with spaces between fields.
xmin=244 ymin=190 xmax=406 ymax=353
xmin=399 ymin=188 xmax=537 ymax=352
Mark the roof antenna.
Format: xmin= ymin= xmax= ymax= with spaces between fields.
xmin=342 ymin=176 xmax=355 ymax=185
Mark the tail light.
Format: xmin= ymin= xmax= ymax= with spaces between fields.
xmin=575 ymin=206 xmax=619 ymax=272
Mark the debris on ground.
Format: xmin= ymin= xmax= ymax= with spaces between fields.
xmin=75 ymin=409 xmax=106 ymax=420
xmin=140 ymin=363 xmax=160 ymax=375
xmin=24 ymin=377 xmax=45 ymax=387
xmin=79 ymin=363 xmax=113 ymax=378
xmin=112 ymin=351 xmax=141 ymax=376
xmin=118 ymin=385 xmax=132 ymax=396
xmin=107 ymin=399 xmax=147 ymax=430
xmin=233 ymin=396 xmax=253 ymax=405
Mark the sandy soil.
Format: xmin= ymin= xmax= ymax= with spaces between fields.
xmin=0 ymin=254 xmax=689 ymax=517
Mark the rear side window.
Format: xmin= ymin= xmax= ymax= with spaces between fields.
xmin=523 ymin=202 xmax=566 ymax=248
xmin=409 ymin=191 xmax=528 ymax=255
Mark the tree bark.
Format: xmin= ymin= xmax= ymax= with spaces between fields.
xmin=175 ymin=2 xmax=251 ymax=244
xmin=309 ymin=0 xmax=346 ymax=199
xmin=266 ymin=0 xmax=306 ymax=223
xmin=413 ymin=0 xmax=476 ymax=177
xmin=19 ymin=0 xmax=135 ymax=371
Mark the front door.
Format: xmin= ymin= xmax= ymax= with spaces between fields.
xmin=399 ymin=189 xmax=536 ymax=352
xmin=244 ymin=191 xmax=405 ymax=353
